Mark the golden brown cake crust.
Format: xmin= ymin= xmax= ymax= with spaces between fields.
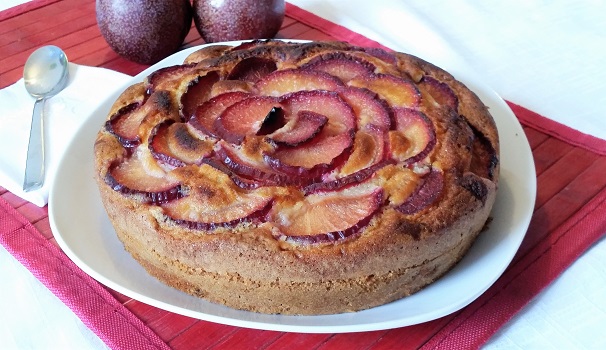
xmin=94 ymin=40 xmax=499 ymax=315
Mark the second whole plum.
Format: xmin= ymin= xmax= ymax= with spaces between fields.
xmin=192 ymin=0 xmax=285 ymax=43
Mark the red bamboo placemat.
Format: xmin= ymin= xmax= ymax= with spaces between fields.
xmin=2 ymin=1 xmax=606 ymax=349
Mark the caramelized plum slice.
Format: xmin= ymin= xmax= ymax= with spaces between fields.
xmin=189 ymin=91 xmax=251 ymax=137
xmin=362 ymin=47 xmax=397 ymax=65
xmin=184 ymin=44 xmax=232 ymax=64
xmin=304 ymin=125 xmax=390 ymax=194
xmin=104 ymin=157 xmax=183 ymax=204
xmin=107 ymin=90 xmax=180 ymax=148
xmin=146 ymin=64 xmax=196 ymax=92
xmin=215 ymin=142 xmax=285 ymax=184
xmin=201 ymin=158 xmax=268 ymax=190
xmin=337 ymin=86 xmax=391 ymax=130
xmin=181 ymin=71 xmax=220 ymax=121
xmin=267 ymin=111 xmax=328 ymax=146
xmin=418 ymin=75 xmax=459 ymax=111
xmin=346 ymin=50 xmax=401 ymax=76
xmin=302 ymin=52 xmax=376 ymax=82
xmin=230 ymin=39 xmax=268 ymax=51
xmin=164 ymin=193 xmax=273 ymax=229
xmin=264 ymin=91 xmax=357 ymax=173
xmin=349 ymin=73 xmax=421 ymax=108
xmin=138 ymin=91 xmax=183 ymax=146
xmin=105 ymin=103 xmax=142 ymax=148
xmin=149 ymin=121 xmax=185 ymax=167
xmin=269 ymin=130 xmax=354 ymax=169
xmin=389 ymin=108 xmax=436 ymax=164
xmin=227 ymin=57 xmax=278 ymax=83
xmin=209 ymin=80 xmax=253 ymax=98
xmin=169 ymin=203 xmax=271 ymax=231
xmin=161 ymin=164 xmax=274 ymax=226
xmin=281 ymin=90 xmax=356 ymax=135
xmin=214 ymin=96 xmax=282 ymax=144
xmin=255 ymin=69 xmax=345 ymax=97
xmin=271 ymin=185 xmax=383 ymax=244
xmin=396 ymin=168 xmax=444 ymax=214
xmin=304 ymin=159 xmax=395 ymax=194
xmin=149 ymin=121 xmax=213 ymax=167
xmin=339 ymin=125 xmax=387 ymax=175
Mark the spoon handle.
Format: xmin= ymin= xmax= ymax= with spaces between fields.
xmin=23 ymin=98 xmax=46 ymax=192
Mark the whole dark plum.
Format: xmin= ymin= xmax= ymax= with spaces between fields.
xmin=193 ymin=0 xmax=285 ymax=43
xmin=96 ymin=0 xmax=192 ymax=64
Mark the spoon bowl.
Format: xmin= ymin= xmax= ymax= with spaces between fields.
xmin=22 ymin=45 xmax=69 ymax=192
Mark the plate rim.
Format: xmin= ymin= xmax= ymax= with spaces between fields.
xmin=49 ymin=40 xmax=536 ymax=333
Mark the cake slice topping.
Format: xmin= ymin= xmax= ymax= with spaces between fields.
xmin=270 ymin=185 xmax=383 ymax=245
xmin=98 ymin=41 xmax=479 ymax=241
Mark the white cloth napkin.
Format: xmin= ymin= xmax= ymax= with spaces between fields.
xmin=0 ymin=63 xmax=131 ymax=207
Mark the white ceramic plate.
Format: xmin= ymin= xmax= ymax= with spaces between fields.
xmin=49 ymin=41 xmax=536 ymax=333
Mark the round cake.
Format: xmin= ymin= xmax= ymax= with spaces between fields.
xmin=94 ymin=40 xmax=499 ymax=315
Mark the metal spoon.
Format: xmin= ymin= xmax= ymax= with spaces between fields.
xmin=22 ymin=45 xmax=69 ymax=192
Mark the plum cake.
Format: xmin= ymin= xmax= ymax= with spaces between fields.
xmin=94 ymin=40 xmax=499 ymax=315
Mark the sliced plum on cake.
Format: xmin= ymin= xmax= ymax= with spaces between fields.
xmin=104 ymin=152 xmax=184 ymax=204
xmin=254 ymin=69 xmax=345 ymax=97
xmin=389 ymin=107 xmax=436 ymax=165
xmin=346 ymin=47 xmax=401 ymax=75
xmin=146 ymin=66 xmax=220 ymax=121
xmin=334 ymin=125 xmax=389 ymax=176
xmin=326 ymin=87 xmax=393 ymax=177
xmin=229 ymin=39 xmax=276 ymax=52
xmin=348 ymin=73 xmax=421 ymax=108
xmin=227 ymin=57 xmax=278 ymax=83
xmin=262 ymin=90 xmax=356 ymax=174
xmin=105 ymin=102 xmax=143 ymax=148
xmin=418 ymin=75 xmax=459 ymax=111
xmin=213 ymin=96 xmax=282 ymax=144
xmin=180 ymin=71 xmax=220 ymax=121
xmin=265 ymin=110 xmax=328 ymax=146
xmin=270 ymin=185 xmax=384 ymax=245
xmin=301 ymin=92 xmax=397 ymax=193
xmin=201 ymin=157 xmax=273 ymax=190
xmin=301 ymin=52 xmax=376 ymax=82
xmin=280 ymin=90 xmax=356 ymax=135
xmin=189 ymin=91 xmax=251 ymax=137
xmin=106 ymin=90 xmax=181 ymax=149
xmin=209 ymin=80 xmax=254 ymax=98
xmin=265 ymin=130 xmax=354 ymax=173
xmin=304 ymin=159 xmax=395 ymax=194
xmin=215 ymin=140 xmax=295 ymax=186
xmin=146 ymin=64 xmax=197 ymax=93
xmin=337 ymin=86 xmax=392 ymax=131
xmin=160 ymin=164 xmax=274 ymax=230
xmin=263 ymin=89 xmax=370 ymax=146
xmin=149 ymin=120 xmax=213 ymax=167
xmin=360 ymin=47 xmax=398 ymax=65
xmin=396 ymin=167 xmax=444 ymax=214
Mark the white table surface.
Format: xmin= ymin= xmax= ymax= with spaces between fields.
xmin=2 ymin=1 xmax=605 ymax=349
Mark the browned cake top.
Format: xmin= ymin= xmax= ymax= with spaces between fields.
xmin=94 ymin=40 xmax=499 ymax=249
